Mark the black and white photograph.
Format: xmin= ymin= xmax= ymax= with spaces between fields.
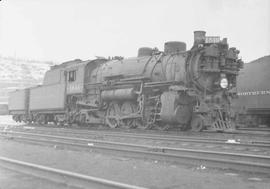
xmin=0 ymin=0 xmax=269 ymax=188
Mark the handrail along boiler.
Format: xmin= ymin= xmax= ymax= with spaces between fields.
xmin=8 ymin=31 xmax=243 ymax=131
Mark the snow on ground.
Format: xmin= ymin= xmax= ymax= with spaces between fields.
xmin=0 ymin=115 xmax=22 ymax=126
xmin=0 ymin=56 xmax=58 ymax=104
xmin=0 ymin=56 xmax=53 ymax=83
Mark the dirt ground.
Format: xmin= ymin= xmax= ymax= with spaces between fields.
xmin=0 ymin=138 xmax=269 ymax=189
xmin=0 ymin=167 xmax=70 ymax=189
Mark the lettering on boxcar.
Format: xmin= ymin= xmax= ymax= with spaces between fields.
xmin=238 ymin=90 xmax=270 ymax=96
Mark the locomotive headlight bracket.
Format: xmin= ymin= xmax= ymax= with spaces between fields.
xmin=220 ymin=77 xmax=228 ymax=89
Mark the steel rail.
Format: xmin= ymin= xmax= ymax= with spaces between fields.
xmin=3 ymin=125 xmax=270 ymax=146
xmin=0 ymin=156 xmax=147 ymax=189
xmin=2 ymin=122 xmax=270 ymax=138
xmin=3 ymin=126 xmax=270 ymax=147
xmin=1 ymin=131 xmax=270 ymax=174
xmin=237 ymin=127 xmax=270 ymax=132
xmin=47 ymin=128 xmax=270 ymax=146
xmin=203 ymin=129 xmax=270 ymax=136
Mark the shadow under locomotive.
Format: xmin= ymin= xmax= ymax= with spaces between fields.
xmin=8 ymin=31 xmax=243 ymax=132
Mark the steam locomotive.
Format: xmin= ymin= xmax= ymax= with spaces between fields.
xmin=9 ymin=31 xmax=243 ymax=131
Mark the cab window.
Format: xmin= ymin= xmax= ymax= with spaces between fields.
xmin=68 ymin=70 xmax=76 ymax=82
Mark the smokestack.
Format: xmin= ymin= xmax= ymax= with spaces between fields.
xmin=194 ymin=31 xmax=206 ymax=45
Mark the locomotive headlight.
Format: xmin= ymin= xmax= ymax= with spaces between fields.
xmin=220 ymin=78 xmax=228 ymax=89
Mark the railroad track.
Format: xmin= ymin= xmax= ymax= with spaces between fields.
xmin=2 ymin=125 xmax=270 ymax=148
xmin=3 ymin=121 xmax=270 ymax=138
xmin=237 ymin=127 xmax=270 ymax=132
xmin=0 ymin=156 xmax=146 ymax=189
xmin=1 ymin=131 xmax=270 ymax=174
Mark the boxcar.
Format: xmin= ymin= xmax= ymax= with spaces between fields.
xmin=234 ymin=56 xmax=270 ymax=127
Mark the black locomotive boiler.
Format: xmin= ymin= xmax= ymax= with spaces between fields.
xmin=9 ymin=31 xmax=243 ymax=131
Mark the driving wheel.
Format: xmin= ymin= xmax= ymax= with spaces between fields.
xmin=191 ymin=114 xmax=205 ymax=132
xmin=105 ymin=102 xmax=121 ymax=128
xmin=120 ymin=101 xmax=137 ymax=129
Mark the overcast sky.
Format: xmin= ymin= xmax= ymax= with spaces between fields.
xmin=0 ymin=0 xmax=269 ymax=63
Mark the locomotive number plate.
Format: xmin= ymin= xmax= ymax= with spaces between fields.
xmin=205 ymin=36 xmax=220 ymax=43
xmin=67 ymin=83 xmax=83 ymax=93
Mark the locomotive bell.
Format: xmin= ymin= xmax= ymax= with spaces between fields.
xmin=194 ymin=30 xmax=206 ymax=45
xmin=137 ymin=47 xmax=153 ymax=57
xmin=164 ymin=41 xmax=186 ymax=54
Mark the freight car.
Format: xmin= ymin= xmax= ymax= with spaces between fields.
xmin=0 ymin=103 xmax=8 ymax=115
xmin=233 ymin=56 xmax=270 ymax=127
xmin=9 ymin=31 xmax=243 ymax=131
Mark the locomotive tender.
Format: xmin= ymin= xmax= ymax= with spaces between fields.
xmin=9 ymin=31 xmax=243 ymax=131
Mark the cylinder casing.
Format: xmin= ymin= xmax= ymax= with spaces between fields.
xmin=101 ymin=88 xmax=137 ymax=101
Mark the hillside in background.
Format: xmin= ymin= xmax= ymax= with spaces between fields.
xmin=0 ymin=56 xmax=56 ymax=104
